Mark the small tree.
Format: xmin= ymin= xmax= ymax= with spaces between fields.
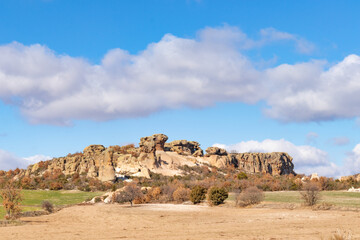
xmin=207 ymin=187 xmax=228 ymax=206
xmin=236 ymin=186 xmax=264 ymax=207
xmin=114 ymin=184 xmax=142 ymax=206
xmin=42 ymin=200 xmax=54 ymax=213
xmin=190 ymin=186 xmax=207 ymax=204
xmin=0 ymin=181 xmax=23 ymax=220
xmin=300 ymin=182 xmax=321 ymax=206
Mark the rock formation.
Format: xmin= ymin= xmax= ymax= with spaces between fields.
xmin=165 ymin=140 xmax=203 ymax=157
xmin=23 ymin=133 xmax=295 ymax=181
xmin=231 ymin=152 xmax=295 ymax=175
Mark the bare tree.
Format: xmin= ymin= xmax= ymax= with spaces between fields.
xmin=236 ymin=186 xmax=264 ymax=207
xmin=300 ymin=182 xmax=321 ymax=206
xmin=114 ymin=184 xmax=142 ymax=206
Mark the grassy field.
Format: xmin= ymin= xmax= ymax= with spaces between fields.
xmin=228 ymin=190 xmax=360 ymax=208
xmin=0 ymin=190 xmax=104 ymax=219
xmin=264 ymin=191 xmax=360 ymax=207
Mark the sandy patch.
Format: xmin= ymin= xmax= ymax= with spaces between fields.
xmin=0 ymin=203 xmax=359 ymax=239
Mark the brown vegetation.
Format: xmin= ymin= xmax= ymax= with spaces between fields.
xmin=236 ymin=186 xmax=264 ymax=207
xmin=300 ymin=182 xmax=321 ymax=206
xmin=0 ymin=181 xmax=23 ymax=219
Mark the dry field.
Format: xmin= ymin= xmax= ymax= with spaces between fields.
xmin=0 ymin=203 xmax=359 ymax=240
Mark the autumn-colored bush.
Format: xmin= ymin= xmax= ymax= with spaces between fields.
xmin=49 ymin=181 xmax=64 ymax=190
xmin=144 ymin=187 xmax=162 ymax=202
xmin=0 ymin=182 xmax=22 ymax=219
xmin=173 ymin=187 xmax=191 ymax=203
xmin=20 ymin=177 xmax=32 ymax=189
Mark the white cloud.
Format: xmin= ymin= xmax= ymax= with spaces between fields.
xmin=213 ymin=139 xmax=342 ymax=177
xmin=343 ymin=143 xmax=360 ymax=175
xmin=306 ymin=132 xmax=318 ymax=145
xmin=330 ymin=137 xmax=350 ymax=146
xmin=265 ymin=55 xmax=360 ymax=122
xmin=0 ymin=149 xmax=51 ymax=171
xmin=0 ymin=26 xmax=359 ymax=124
xmin=259 ymin=28 xmax=315 ymax=54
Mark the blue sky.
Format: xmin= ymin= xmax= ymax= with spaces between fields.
xmin=0 ymin=0 xmax=360 ymax=177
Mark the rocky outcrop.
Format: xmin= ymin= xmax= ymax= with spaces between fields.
xmin=339 ymin=174 xmax=360 ymax=182
xmin=230 ymin=152 xmax=295 ymax=175
xmin=203 ymin=147 xmax=232 ymax=168
xmin=165 ymin=140 xmax=203 ymax=157
xmin=205 ymin=147 xmax=228 ymax=156
xmin=24 ymin=133 xmax=296 ymax=182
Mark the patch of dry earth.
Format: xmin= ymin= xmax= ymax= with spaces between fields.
xmin=0 ymin=204 xmax=359 ymax=239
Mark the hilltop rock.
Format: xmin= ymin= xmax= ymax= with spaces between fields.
xmin=205 ymin=147 xmax=228 ymax=156
xmin=165 ymin=140 xmax=203 ymax=157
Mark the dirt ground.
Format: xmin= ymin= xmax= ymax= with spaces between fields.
xmin=0 ymin=203 xmax=359 ymax=240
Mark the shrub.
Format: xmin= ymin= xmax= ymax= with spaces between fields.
xmin=300 ymin=182 xmax=321 ymax=206
xmin=190 ymin=186 xmax=207 ymax=204
xmin=144 ymin=187 xmax=162 ymax=203
xmin=42 ymin=200 xmax=54 ymax=213
xmin=236 ymin=186 xmax=264 ymax=207
xmin=0 ymin=182 xmax=23 ymax=219
xmin=173 ymin=187 xmax=191 ymax=203
xmin=114 ymin=184 xmax=143 ymax=206
xmin=159 ymin=184 xmax=177 ymax=202
xmin=49 ymin=181 xmax=64 ymax=190
xmin=207 ymin=187 xmax=228 ymax=206
xmin=237 ymin=172 xmax=248 ymax=180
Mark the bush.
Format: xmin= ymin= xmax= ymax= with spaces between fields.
xmin=237 ymin=172 xmax=248 ymax=180
xmin=173 ymin=187 xmax=191 ymax=203
xmin=300 ymin=182 xmax=321 ymax=206
xmin=49 ymin=181 xmax=64 ymax=190
xmin=236 ymin=186 xmax=264 ymax=207
xmin=159 ymin=184 xmax=177 ymax=202
xmin=0 ymin=182 xmax=23 ymax=219
xmin=207 ymin=187 xmax=228 ymax=206
xmin=42 ymin=200 xmax=54 ymax=213
xmin=113 ymin=184 xmax=143 ymax=206
xmin=190 ymin=186 xmax=207 ymax=204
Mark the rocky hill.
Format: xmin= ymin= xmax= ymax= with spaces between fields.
xmin=24 ymin=134 xmax=295 ymax=181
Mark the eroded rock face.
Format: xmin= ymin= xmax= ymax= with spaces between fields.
xmin=24 ymin=134 xmax=296 ymax=182
xmin=165 ymin=140 xmax=203 ymax=157
xmin=230 ymin=152 xmax=295 ymax=175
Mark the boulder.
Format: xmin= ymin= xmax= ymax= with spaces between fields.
xmin=83 ymin=145 xmax=105 ymax=155
xmin=310 ymin=173 xmax=319 ymax=181
xmin=153 ymin=134 xmax=168 ymax=151
xmin=205 ymin=147 xmax=228 ymax=156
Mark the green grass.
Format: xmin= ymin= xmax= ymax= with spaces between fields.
xmin=0 ymin=190 xmax=104 ymax=219
xmin=228 ymin=190 xmax=360 ymax=208
xmin=264 ymin=191 xmax=360 ymax=207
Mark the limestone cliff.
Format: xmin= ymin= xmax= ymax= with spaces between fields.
xmin=24 ymin=134 xmax=295 ymax=181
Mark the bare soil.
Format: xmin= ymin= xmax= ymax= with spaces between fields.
xmin=0 ymin=203 xmax=359 ymax=240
